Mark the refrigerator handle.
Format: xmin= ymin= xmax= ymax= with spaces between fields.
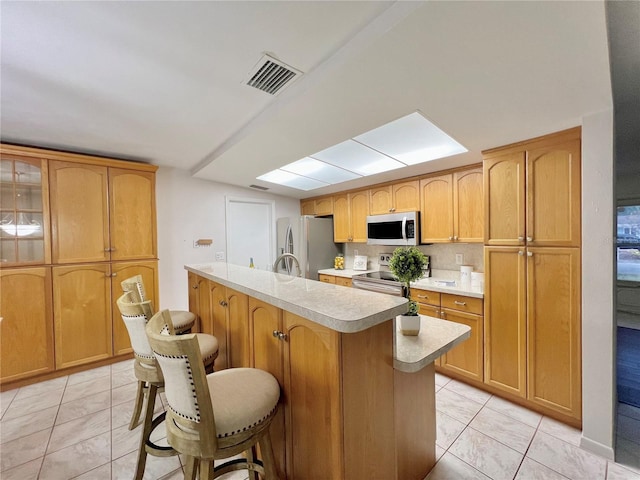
xmin=285 ymin=225 xmax=293 ymax=275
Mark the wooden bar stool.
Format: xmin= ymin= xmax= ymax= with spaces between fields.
xmin=146 ymin=309 xmax=281 ymax=480
xmin=121 ymin=274 xmax=196 ymax=334
xmin=116 ymin=293 xmax=220 ymax=480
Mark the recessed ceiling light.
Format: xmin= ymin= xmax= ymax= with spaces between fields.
xmin=255 ymin=110 xmax=467 ymax=191
xmin=355 ymin=111 xmax=467 ymax=165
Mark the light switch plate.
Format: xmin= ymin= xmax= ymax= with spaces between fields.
xmin=215 ymin=251 xmax=225 ymax=261
xmin=455 ymin=253 xmax=464 ymax=265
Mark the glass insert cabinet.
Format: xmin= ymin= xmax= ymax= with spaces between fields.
xmin=0 ymin=156 xmax=50 ymax=266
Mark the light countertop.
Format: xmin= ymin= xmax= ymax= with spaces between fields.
xmin=317 ymin=268 xmax=484 ymax=298
xmin=186 ymin=263 xmax=407 ymax=333
xmin=394 ymin=315 xmax=471 ymax=373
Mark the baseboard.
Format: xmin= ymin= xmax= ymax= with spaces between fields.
xmin=580 ymin=435 xmax=615 ymax=460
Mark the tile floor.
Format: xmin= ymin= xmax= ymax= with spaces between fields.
xmin=1 ymin=361 xmax=639 ymax=479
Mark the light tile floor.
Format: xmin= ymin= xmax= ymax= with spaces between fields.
xmin=1 ymin=361 xmax=639 ymax=479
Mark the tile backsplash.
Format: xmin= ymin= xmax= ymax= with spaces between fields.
xmin=343 ymin=243 xmax=484 ymax=274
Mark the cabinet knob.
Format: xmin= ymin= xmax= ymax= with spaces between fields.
xmin=527 ymin=251 xmax=533 ymax=257
xmin=518 ymin=251 xmax=524 ymax=256
xmin=454 ymin=300 xmax=466 ymax=306
xmin=518 ymin=236 xmax=524 ymax=242
xmin=454 ymin=236 xmax=458 ymax=241
xmin=440 ymin=311 xmax=446 ymax=319
xmin=417 ymin=295 xmax=428 ymax=299
xmin=219 ymin=300 xmax=228 ymax=307
xmin=272 ymin=330 xmax=279 ymax=338
xmin=526 ymin=236 xmax=533 ymax=242
xmin=111 ymin=273 xmax=117 ymax=277
xmin=104 ymin=248 xmax=111 ymax=252
xmin=192 ymin=285 xmax=198 ymax=289
xmin=278 ymin=332 xmax=288 ymax=341
xmin=448 ymin=236 xmax=454 ymax=241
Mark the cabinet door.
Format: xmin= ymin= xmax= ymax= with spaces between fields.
xmin=0 ymin=157 xmax=51 ymax=266
xmin=483 ymin=152 xmax=526 ymax=245
xmin=196 ymin=277 xmax=212 ymax=335
xmin=454 ymin=168 xmax=483 ymax=242
xmin=315 ymin=197 xmax=333 ymax=216
xmin=333 ymin=195 xmax=350 ymax=242
xmin=112 ymin=261 xmax=158 ymax=356
xmin=187 ymin=272 xmax=199 ymax=321
xmin=393 ymin=180 xmax=419 ymax=213
xmin=53 ymin=264 xmax=112 ymax=369
xmin=440 ymin=309 xmax=483 ymax=382
xmin=349 ymin=191 xmax=369 ymax=243
xmin=369 ymin=186 xmax=393 ymax=215
xmin=226 ymin=288 xmax=249 ymax=368
xmin=484 ymin=247 xmax=527 ymax=397
xmin=300 ymin=200 xmax=315 ymax=216
xmin=209 ymin=281 xmax=228 ymax=370
xmin=283 ymin=312 xmax=343 ymax=479
xmin=109 ymin=168 xmax=157 ymax=261
xmin=420 ymin=174 xmax=453 ymax=243
xmin=527 ymin=247 xmax=581 ymax=419
xmin=335 ymin=277 xmax=352 ymax=287
xmin=248 ymin=298 xmax=285 ymax=476
xmin=50 ymin=161 xmax=110 ymax=263
xmin=526 ymin=140 xmax=581 ymax=247
xmin=0 ymin=267 xmax=54 ymax=383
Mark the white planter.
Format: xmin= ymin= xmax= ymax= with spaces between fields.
xmin=399 ymin=314 xmax=420 ymax=336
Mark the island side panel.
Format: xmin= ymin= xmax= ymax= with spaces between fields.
xmin=341 ymin=319 xmax=397 ymax=480
xmin=394 ymin=363 xmax=436 ymax=479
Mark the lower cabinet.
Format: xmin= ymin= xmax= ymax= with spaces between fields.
xmin=53 ymin=261 xmax=159 ymax=370
xmin=415 ymin=288 xmax=484 ymax=381
xmin=0 ymin=267 xmax=55 ymax=383
xmin=318 ymin=273 xmax=352 ymax=287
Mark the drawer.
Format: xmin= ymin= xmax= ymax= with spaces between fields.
xmin=335 ymin=277 xmax=352 ymax=287
xmin=318 ymin=274 xmax=336 ymax=284
xmin=412 ymin=288 xmax=441 ymax=307
xmin=441 ymin=293 xmax=483 ymax=315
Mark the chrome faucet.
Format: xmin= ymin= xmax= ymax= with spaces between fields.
xmin=273 ymin=253 xmax=302 ymax=277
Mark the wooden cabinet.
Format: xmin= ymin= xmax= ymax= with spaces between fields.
xmin=420 ymin=167 xmax=483 ymax=243
xmin=283 ymin=312 xmax=343 ymax=479
xmin=483 ymin=128 xmax=581 ymax=247
xmin=50 ymin=162 xmax=156 ymax=263
xmin=318 ymin=273 xmax=336 ymax=284
xmin=0 ymin=267 xmax=54 ymax=383
xmin=484 ymin=246 xmax=581 ymax=420
xmin=333 ymin=190 xmax=369 ymax=242
xmin=300 ymin=197 xmax=333 ymax=216
xmin=53 ymin=264 xmax=113 ymax=369
xmin=0 ymin=156 xmax=51 ymax=266
xmin=112 ymin=261 xmax=158 ymax=356
xmin=414 ymin=287 xmax=484 ymax=381
xmin=369 ymin=180 xmax=419 ymax=215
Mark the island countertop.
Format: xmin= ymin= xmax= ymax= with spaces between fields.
xmin=185 ymin=262 xmax=408 ymax=333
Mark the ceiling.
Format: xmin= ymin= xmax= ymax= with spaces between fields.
xmin=0 ymin=1 xmax=622 ymax=199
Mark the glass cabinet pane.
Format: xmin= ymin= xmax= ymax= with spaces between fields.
xmin=15 ymin=161 xmax=41 ymax=184
xmin=1 ymin=184 xmax=15 ymax=209
xmin=17 ymin=239 xmax=44 ymax=263
xmin=0 ymin=159 xmax=13 ymax=182
xmin=16 ymin=185 xmax=43 ymax=210
xmin=0 ymin=239 xmax=17 ymax=263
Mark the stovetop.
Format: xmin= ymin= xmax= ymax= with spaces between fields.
xmin=360 ymin=271 xmax=400 ymax=282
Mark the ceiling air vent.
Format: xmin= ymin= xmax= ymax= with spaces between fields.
xmin=249 ymin=184 xmax=269 ymax=191
xmin=245 ymin=54 xmax=302 ymax=95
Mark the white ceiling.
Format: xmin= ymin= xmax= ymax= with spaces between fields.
xmin=1 ymin=1 xmax=616 ymax=198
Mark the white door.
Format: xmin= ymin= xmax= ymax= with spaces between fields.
xmin=225 ymin=197 xmax=275 ymax=270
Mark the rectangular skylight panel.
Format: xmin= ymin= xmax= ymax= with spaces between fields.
xmin=311 ymin=140 xmax=404 ymax=176
xmin=354 ymin=111 xmax=467 ymax=165
xmin=257 ymin=169 xmax=328 ymax=191
xmin=281 ymin=157 xmax=361 ymax=184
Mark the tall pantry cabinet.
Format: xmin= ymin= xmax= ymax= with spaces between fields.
xmin=0 ymin=144 xmax=158 ymax=385
xmin=482 ymin=127 xmax=582 ymax=423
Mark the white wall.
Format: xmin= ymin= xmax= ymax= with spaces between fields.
xmin=580 ymin=109 xmax=616 ymax=459
xmin=155 ymin=167 xmax=300 ymax=310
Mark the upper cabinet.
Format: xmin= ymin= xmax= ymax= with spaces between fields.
xmin=369 ymin=180 xmax=419 ymax=215
xmin=50 ymin=161 xmax=157 ymax=264
xmin=483 ymin=128 xmax=581 ymax=247
xmin=0 ymin=156 xmax=51 ymax=266
xmin=420 ymin=166 xmax=483 ymax=243
xmin=333 ymin=190 xmax=369 ymax=243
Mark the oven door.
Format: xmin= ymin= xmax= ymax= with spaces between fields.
xmin=352 ymin=277 xmax=406 ymax=297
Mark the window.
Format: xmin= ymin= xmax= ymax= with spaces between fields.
xmin=617 ymin=204 xmax=640 ymax=282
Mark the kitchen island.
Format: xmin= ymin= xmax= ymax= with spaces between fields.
xmin=186 ymin=263 xmax=470 ymax=480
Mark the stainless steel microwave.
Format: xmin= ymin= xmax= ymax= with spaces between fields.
xmin=366 ymin=212 xmax=420 ymax=246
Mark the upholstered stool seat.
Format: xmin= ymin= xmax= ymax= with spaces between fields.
xmin=121 ymin=275 xmax=195 ymax=334
xmin=147 ymin=310 xmax=281 ymax=480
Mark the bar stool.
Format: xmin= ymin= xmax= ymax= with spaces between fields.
xmin=121 ymin=275 xmax=196 ymax=334
xmin=116 ymin=293 xmax=220 ymax=480
xmin=146 ymin=309 xmax=281 ymax=480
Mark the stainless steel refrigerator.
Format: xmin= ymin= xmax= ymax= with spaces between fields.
xmin=275 ymin=216 xmax=341 ymax=280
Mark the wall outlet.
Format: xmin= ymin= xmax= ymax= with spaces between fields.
xmin=215 ymin=251 xmax=225 ymax=261
xmin=455 ymin=253 xmax=464 ymax=265
xmin=379 ymin=253 xmax=393 ymax=266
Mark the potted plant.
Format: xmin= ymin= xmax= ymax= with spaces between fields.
xmin=389 ymin=246 xmax=428 ymax=335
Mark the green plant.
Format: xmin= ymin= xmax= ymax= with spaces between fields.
xmin=388 ymin=246 xmax=428 ymax=316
